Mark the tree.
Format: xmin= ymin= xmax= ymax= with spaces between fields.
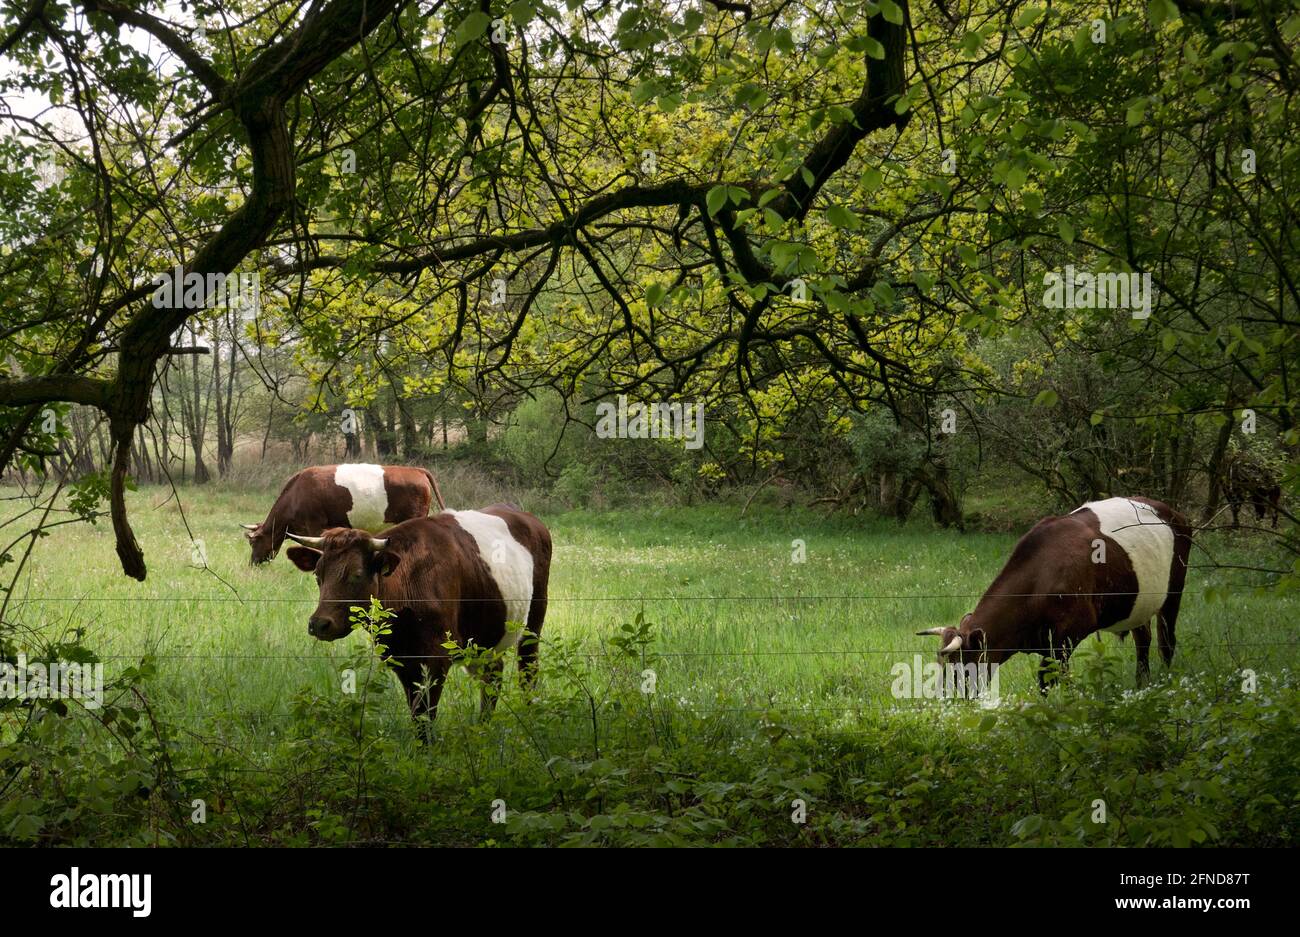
xmin=0 ymin=0 xmax=1295 ymax=582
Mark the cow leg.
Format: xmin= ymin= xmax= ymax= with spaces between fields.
xmin=402 ymin=660 xmax=448 ymax=742
xmin=1034 ymin=621 xmax=1076 ymax=696
xmin=1133 ymin=623 xmax=1152 ymax=688
xmin=518 ymin=591 xmax=548 ymax=695
xmin=1037 ymin=635 xmax=1073 ymax=694
xmin=1034 ymin=618 xmax=1086 ymax=696
xmin=475 ymin=655 xmax=505 ymax=721
xmin=1037 ymin=655 xmax=1062 ymax=693
xmin=1155 ymin=601 xmax=1180 ymax=670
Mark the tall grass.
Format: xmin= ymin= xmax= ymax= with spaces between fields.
xmin=1 ymin=484 xmax=1295 ymax=845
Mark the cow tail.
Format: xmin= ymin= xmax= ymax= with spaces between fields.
xmin=423 ymin=468 xmax=446 ymax=513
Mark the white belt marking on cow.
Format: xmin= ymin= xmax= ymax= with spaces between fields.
xmin=446 ymin=510 xmax=535 ymax=650
xmin=335 ymin=463 xmax=390 ymax=532
xmin=1074 ymin=498 xmax=1174 ymax=632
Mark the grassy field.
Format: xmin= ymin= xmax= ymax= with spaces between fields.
xmin=2 ymin=480 xmax=1297 ymax=846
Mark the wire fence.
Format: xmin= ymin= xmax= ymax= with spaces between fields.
xmin=5 ymin=639 xmax=1292 ymax=661
xmin=2 ymin=581 xmax=1294 ymax=659
xmin=0 ymin=585 xmax=1288 ymax=602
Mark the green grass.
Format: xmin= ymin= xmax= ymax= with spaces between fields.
xmin=2 ymin=483 xmax=1296 ymax=846
xmin=7 ymin=484 xmax=1295 ymax=736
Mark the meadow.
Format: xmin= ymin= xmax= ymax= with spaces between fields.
xmin=2 ymin=479 xmax=1297 ymax=847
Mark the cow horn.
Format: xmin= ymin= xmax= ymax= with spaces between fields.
xmin=285 ymin=532 xmax=325 ymax=548
xmin=941 ymin=635 xmax=963 ymax=655
xmin=915 ymin=627 xmax=947 ymax=636
xmin=369 ymin=538 xmax=389 ymax=551
xmin=240 ymin=523 xmax=259 ymax=531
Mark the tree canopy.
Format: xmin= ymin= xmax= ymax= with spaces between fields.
xmin=0 ymin=0 xmax=1295 ymax=578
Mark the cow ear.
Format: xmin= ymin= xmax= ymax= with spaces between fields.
xmin=286 ymin=546 xmax=322 ymax=572
xmin=370 ymin=550 xmax=400 ymax=578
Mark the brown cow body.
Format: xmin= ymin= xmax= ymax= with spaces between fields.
xmin=919 ymin=496 xmax=1192 ymax=690
xmin=242 ymin=463 xmax=445 ymax=564
xmin=286 ymin=505 xmax=551 ymax=728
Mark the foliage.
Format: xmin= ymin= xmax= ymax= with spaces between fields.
xmin=1 ymin=0 xmax=1294 ymax=579
xmin=2 ymin=612 xmax=1294 ymax=847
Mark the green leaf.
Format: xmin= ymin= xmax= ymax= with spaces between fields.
xmin=879 ymin=0 xmax=904 ymax=25
xmin=1126 ymin=99 xmax=1147 ymax=126
xmin=1073 ymin=25 xmax=1091 ymax=55
xmin=454 ymin=11 xmax=492 ymax=48
xmin=1058 ymin=218 xmax=1075 ymax=245
xmin=1064 ymin=119 xmax=1095 ymax=142
xmin=734 ymin=82 xmax=769 ymax=109
xmin=827 ymin=104 xmax=856 ymax=125
xmin=1147 ymin=0 xmax=1180 ymax=27
xmin=825 ymin=204 xmax=861 ymax=230
xmin=631 ymin=80 xmax=659 ymax=104
xmin=706 ymin=186 xmax=728 ymax=217
xmin=861 ymin=167 xmax=884 ymax=192
xmin=1015 ymin=6 xmax=1044 ymax=28
xmin=508 ymin=1 xmax=535 ymax=27
xmin=1033 ymin=389 xmax=1059 ymax=408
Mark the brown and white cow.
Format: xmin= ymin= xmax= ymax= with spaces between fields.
xmin=284 ymin=505 xmax=551 ymax=727
xmin=917 ymin=496 xmax=1192 ymax=690
xmin=241 ymin=464 xmax=446 ymax=564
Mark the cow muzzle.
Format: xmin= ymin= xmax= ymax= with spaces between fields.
xmin=308 ymin=616 xmax=349 ymax=641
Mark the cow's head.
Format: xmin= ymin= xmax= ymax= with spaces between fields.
xmin=241 ymin=523 xmax=277 ymax=565
xmin=285 ymin=528 xmax=401 ymax=640
xmin=916 ymin=613 xmax=986 ymax=664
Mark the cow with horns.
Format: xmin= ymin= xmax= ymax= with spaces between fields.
xmin=917 ymin=496 xmax=1192 ymax=690
xmin=241 ymin=464 xmax=445 ymax=565
xmin=284 ymin=505 xmax=551 ymax=728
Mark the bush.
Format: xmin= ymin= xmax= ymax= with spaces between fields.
xmin=3 ymin=615 xmax=1294 ymax=847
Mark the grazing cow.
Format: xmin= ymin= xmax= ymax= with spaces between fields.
xmin=917 ymin=496 xmax=1191 ymax=690
xmin=285 ymin=505 xmax=551 ymax=727
xmin=1224 ymin=455 xmax=1281 ymax=529
xmin=241 ymin=464 xmax=446 ymax=564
